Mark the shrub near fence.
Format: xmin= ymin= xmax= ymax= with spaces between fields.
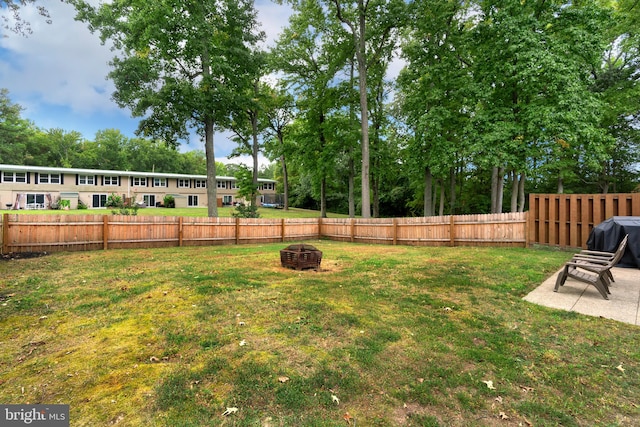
xmin=1 ymin=212 xmax=527 ymax=254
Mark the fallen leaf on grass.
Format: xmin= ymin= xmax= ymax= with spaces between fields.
xmin=482 ymin=380 xmax=496 ymax=390
xmin=519 ymin=385 xmax=534 ymax=393
xmin=332 ymin=395 xmax=340 ymax=405
xmin=343 ymin=412 xmax=354 ymax=424
xmin=222 ymin=407 xmax=238 ymax=416
xmin=499 ymin=411 xmax=509 ymax=420
xmin=616 ymin=364 xmax=625 ymax=373
xmin=278 ymin=376 xmax=290 ymax=383
xmin=239 ymin=340 xmax=247 ymax=347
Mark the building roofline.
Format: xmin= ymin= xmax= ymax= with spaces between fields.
xmin=0 ymin=164 xmax=277 ymax=183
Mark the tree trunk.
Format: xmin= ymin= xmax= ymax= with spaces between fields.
xmin=510 ymin=170 xmax=518 ymax=213
xmin=251 ymin=113 xmax=259 ymax=208
xmin=320 ymin=176 xmax=327 ymax=218
xmin=357 ymin=0 xmax=370 ymax=218
xmin=432 ymin=180 xmax=438 ymax=216
xmin=518 ymin=172 xmax=525 ymax=212
xmin=496 ymin=166 xmax=504 ymax=213
xmin=280 ymin=153 xmax=289 ymax=210
xmin=449 ymin=167 xmax=456 ymax=215
xmin=491 ymin=166 xmax=498 ymax=213
xmin=348 ymin=150 xmax=355 ymax=218
xmin=202 ymin=48 xmax=217 ymax=217
xmin=424 ymin=166 xmax=433 ymax=217
xmin=372 ymin=173 xmax=379 ymax=218
xmin=438 ymin=180 xmax=445 ymax=216
xmin=557 ymin=175 xmax=564 ymax=194
xmin=204 ymin=117 xmax=218 ymax=217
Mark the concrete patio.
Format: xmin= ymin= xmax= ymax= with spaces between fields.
xmin=524 ymin=266 xmax=640 ymax=326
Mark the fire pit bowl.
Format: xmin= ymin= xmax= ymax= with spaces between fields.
xmin=280 ymin=244 xmax=322 ymax=270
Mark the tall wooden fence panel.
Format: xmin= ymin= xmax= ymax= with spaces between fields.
xmin=528 ymin=193 xmax=640 ymax=248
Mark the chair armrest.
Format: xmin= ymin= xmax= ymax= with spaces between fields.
xmin=579 ymin=250 xmax=615 ymax=258
xmin=566 ymin=260 xmax=611 ymax=273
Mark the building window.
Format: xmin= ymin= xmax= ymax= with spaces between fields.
xmin=39 ymin=173 xmax=61 ymax=184
xmin=92 ymin=194 xmax=108 ymax=208
xmin=230 ymin=181 xmax=238 ymax=189
xmin=2 ymin=172 xmax=26 ymax=183
xmin=195 ymin=180 xmax=206 ymax=188
xmin=143 ymin=194 xmax=156 ymax=207
xmin=260 ymin=182 xmax=274 ymax=191
xmin=178 ymin=179 xmax=190 ymax=188
xmin=188 ymin=195 xmax=198 ymax=206
xmin=26 ymin=193 xmax=46 ymax=209
xmin=104 ymin=176 xmax=118 ymax=186
xmin=154 ymin=178 xmax=167 ymax=187
xmin=217 ymin=181 xmax=227 ymax=189
xmin=223 ymin=195 xmax=232 ymax=205
xmin=78 ymin=175 xmax=95 ymax=185
xmin=132 ymin=177 xmax=146 ymax=186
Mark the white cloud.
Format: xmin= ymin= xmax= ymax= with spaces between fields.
xmin=0 ymin=0 xmax=291 ymax=161
xmin=1 ymin=2 xmax=117 ymax=115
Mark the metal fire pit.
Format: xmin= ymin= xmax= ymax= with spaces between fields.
xmin=280 ymin=244 xmax=322 ymax=270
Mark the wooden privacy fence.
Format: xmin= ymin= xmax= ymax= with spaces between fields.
xmin=529 ymin=193 xmax=640 ymax=248
xmin=1 ymin=212 xmax=527 ymax=254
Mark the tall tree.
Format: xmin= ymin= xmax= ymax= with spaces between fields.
xmin=272 ymin=0 xmax=347 ymax=217
xmin=27 ymin=128 xmax=83 ymax=167
xmin=0 ymin=89 xmax=35 ymax=165
xmin=471 ymin=0 xmax=612 ymax=209
xmin=262 ymin=86 xmax=296 ymax=210
xmin=71 ymin=0 xmax=263 ymax=217
xmin=326 ymin=0 xmax=406 ymax=218
xmin=399 ymin=0 xmax=473 ymax=216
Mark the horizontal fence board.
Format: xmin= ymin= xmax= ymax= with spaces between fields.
xmin=1 ymin=211 xmax=535 ymax=254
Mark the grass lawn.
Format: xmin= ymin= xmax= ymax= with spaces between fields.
xmin=0 ymin=206 xmax=349 ymax=219
xmin=0 ymin=242 xmax=638 ymax=426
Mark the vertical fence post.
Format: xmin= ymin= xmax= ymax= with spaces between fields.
xmin=351 ymin=218 xmax=355 ymax=243
xmin=103 ymin=215 xmax=109 ymax=250
xmin=178 ymin=216 xmax=183 ymax=247
xmin=281 ymin=218 xmax=286 ymax=242
xmin=449 ymin=215 xmax=455 ymax=247
xmin=235 ymin=217 xmax=240 ymax=245
xmin=318 ymin=217 xmax=322 ymax=239
xmin=392 ymin=218 xmax=398 ymax=245
xmin=2 ymin=213 xmax=8 ymax=254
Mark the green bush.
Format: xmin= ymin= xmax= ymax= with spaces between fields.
xmin=106 ymin=193 xmax=124 ymax=208
xmin=163 ymin=195 xmax=175 ymax=208
xmin=232 ymin=203 xmax=260 ymax=218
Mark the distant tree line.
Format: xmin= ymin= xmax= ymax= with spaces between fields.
xmin=0 ymin=88 xmax=265 ymax=178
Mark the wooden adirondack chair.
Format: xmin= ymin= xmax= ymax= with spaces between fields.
xmin=570 ymin=234 xmax=629 ymax=286
xmin=554 ymin=235 xmax=629 ymax=300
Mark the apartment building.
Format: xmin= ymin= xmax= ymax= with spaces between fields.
xmin=0 ymin=164 xmax=277 ymax=210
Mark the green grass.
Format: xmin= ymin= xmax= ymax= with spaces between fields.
xmin=0 ymin=206 xmax=349 ymax=218
xmin=0 ymin=242 xmax=638 ymax=426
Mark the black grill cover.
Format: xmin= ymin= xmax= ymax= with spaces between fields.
xmin=587 ymin=216 xmax=640 ymax=268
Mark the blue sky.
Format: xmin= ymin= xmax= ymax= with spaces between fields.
xmin=0 ymin=1 xmax=292 ymax=165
